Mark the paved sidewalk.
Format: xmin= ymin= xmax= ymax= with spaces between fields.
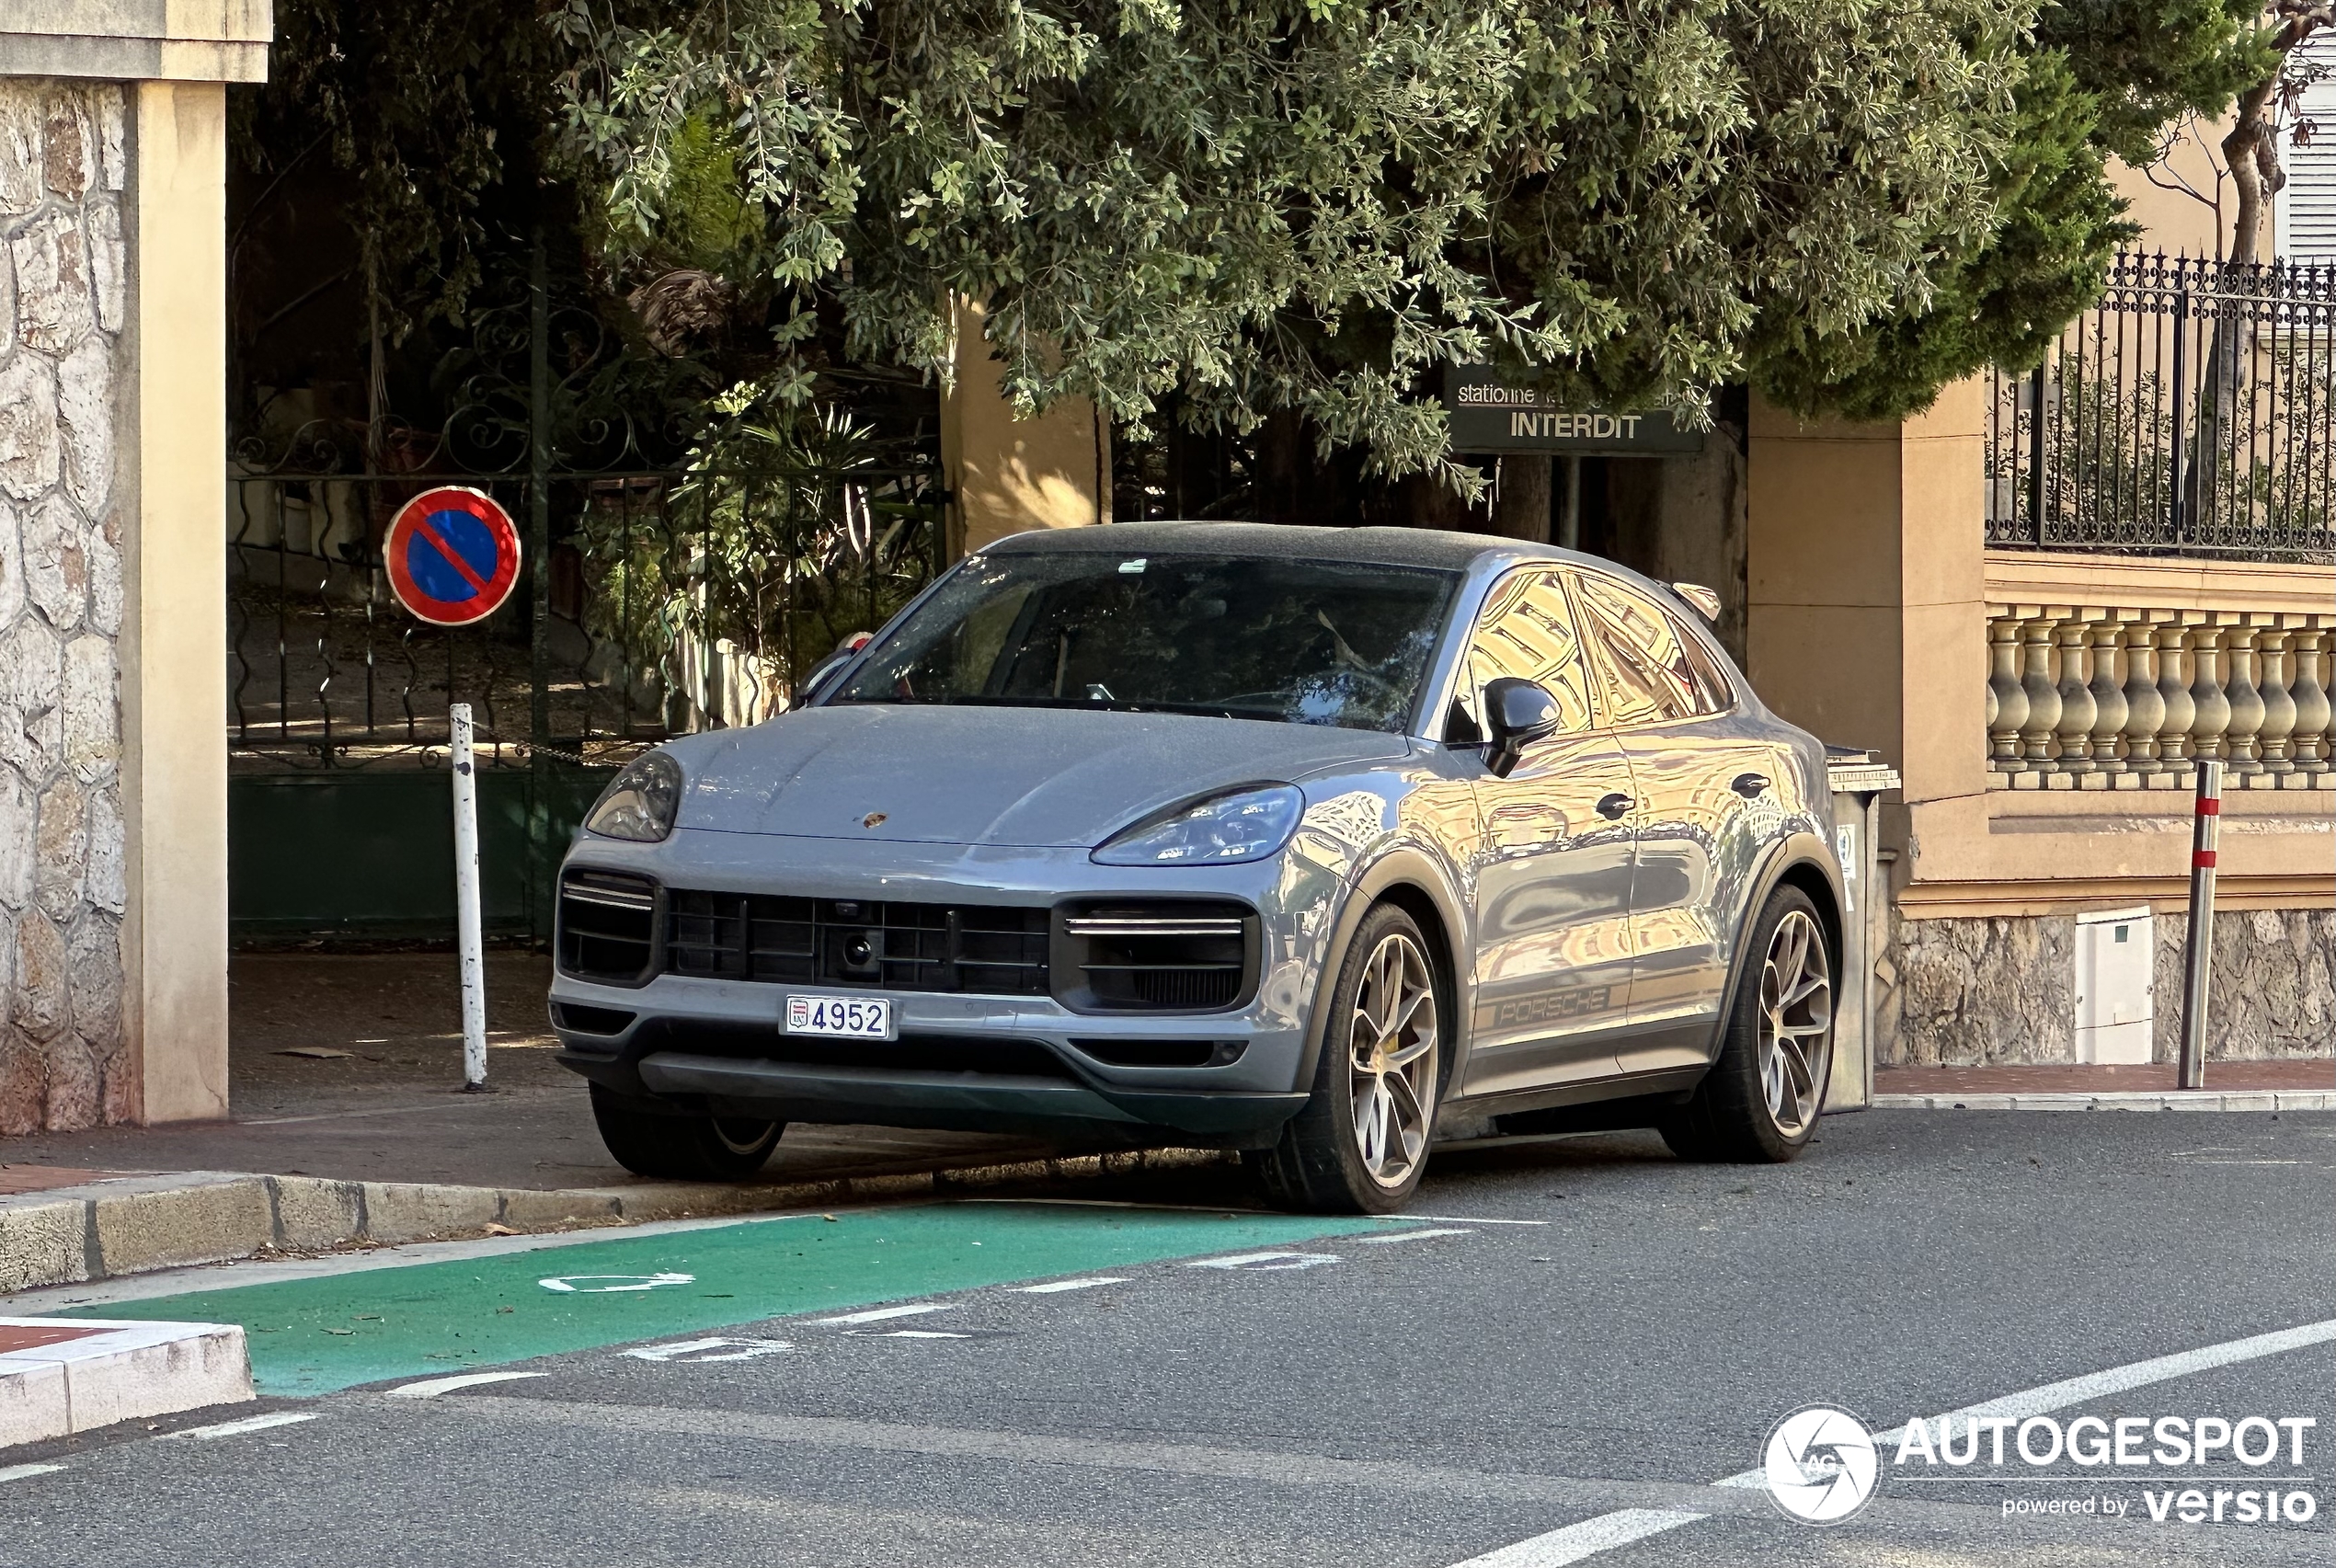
xmin=1873 ymin=1059 xmax=2334 ymax=1111
xmin=0 ymin=953 xmax=1170 ymax=1298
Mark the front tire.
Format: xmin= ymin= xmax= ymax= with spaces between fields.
xmin=590 ymin=1084 xmax=784 ymax=1180
xmin=1660 ymin=886 xmax=1834 ymax=1163
xmin=1251 ymin=904 xmax=1444 ymax=1214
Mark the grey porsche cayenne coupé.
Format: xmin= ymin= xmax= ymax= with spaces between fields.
xmin=550 ymin=522 xmax=1845 ymax=1212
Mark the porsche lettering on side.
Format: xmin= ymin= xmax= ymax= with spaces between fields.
xmin=549 ymin=522 xmax=1846 ymax=1213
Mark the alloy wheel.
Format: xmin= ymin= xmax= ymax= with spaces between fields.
xmin=1347 ymin=932 xmax=1438 ymax=1187
xmin=710 ymin=1117 xmax=779 ymax=1155
xmin=1758 ymin=909 xmax=1833 ymax=1137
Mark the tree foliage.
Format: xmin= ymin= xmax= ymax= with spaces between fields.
xmin=237 ymin=0 xmax=557 ymax=342
xmin=553 ymin=0 xmax=2029 ymax=477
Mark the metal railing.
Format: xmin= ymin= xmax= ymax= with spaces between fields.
xmin=1986 ymin=252 xmax=2335 ymax=560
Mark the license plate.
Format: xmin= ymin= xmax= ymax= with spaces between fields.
xmin=784 ymin=995 xmax=895 ymax=1040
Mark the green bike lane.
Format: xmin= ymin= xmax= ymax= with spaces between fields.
xmin=58 ymin=1202 xmax=1401 ymax=1396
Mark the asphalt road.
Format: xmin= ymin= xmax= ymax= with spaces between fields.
xmin=4 ymin=1109 xmax=2331 ymax=1567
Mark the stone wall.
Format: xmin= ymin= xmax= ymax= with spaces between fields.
xmin=0 ymin=79 xmax=130 ymax=1132
xmin=1879 ymin=907 xmax=2336 ymax=1066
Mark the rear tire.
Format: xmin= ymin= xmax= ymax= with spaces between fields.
xmin=590 ymin=1084 xmax=783 ymax=1180
xmin=1660 ymin=886 xmax=1833 ymax=1163
xmin=1250 ymin=903 xmax=1444 ymax=1214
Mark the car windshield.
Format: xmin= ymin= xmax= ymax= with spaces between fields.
xmin=830 ymin=549 xmax=1459 ymax=733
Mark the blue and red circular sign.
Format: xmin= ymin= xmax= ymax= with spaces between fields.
xmin=384 ymin=486 xmax=522 ymax=625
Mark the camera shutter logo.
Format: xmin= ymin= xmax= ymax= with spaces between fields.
xmin=1762 ymin=1405 xmax=1881 ymax=1524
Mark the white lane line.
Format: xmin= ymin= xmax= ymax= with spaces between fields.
xmin=1357 ymin=1228 xmax=1474 ymax=1244
xmin=160 ymin=1411 xmax=319 ymax=1441
xmin=1449 ymin=1315 xmax=2336 ymax=1565
xmin=1185 ymin=1251 xmax=1339 ymax=1271
xmin=1010 ymin=1277 xmax=1129 ymax=1294
xmin=388 ymin=1371 xmax=549 ymax=1399
xmin=1712 ymin=1315 xmax=2336 ymax=1488
xmin=0 ymin=1463 xmax=67 ymax=1483
xmin=814 ymin=1303 xmax=953 ymax=1325
xmin=866 ymin=1330 xmax=972 ymax=1340
xmin=1448 ymin=1508 xmax=1711 ymax=1566
xmin=1406 ymin=1215 xmax=1551 ymax=1227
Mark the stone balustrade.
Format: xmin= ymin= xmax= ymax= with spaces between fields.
xmin=1985 ymin=605 xmax=2336 ymax=790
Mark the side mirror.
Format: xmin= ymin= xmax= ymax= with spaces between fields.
xmin=1483 ymin=677 xmax=1563 ymax=778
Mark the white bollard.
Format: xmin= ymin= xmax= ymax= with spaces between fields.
xmin=450 ymin=703 xmax=488 ymax=1091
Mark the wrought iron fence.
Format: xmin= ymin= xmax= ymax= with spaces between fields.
xmin=229 ymin=244 xmax=947 ymax=774
xmin=1986 ymin=252 xmax=2335 ymax=560
xmin=228 ymin=464 xmax=944 ymax=773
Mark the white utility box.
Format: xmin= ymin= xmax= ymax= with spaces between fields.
xmin=2074 ymin=906 xmax=2155 ymax=1064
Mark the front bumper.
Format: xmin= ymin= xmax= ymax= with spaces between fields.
xmin=548 ymin=827 xmax=1349 ymax=1144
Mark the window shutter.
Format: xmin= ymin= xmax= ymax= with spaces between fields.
xmin=2290 ymin=37 xmax=2336 ymax=262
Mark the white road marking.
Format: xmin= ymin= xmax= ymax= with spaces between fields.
xmin=815 ymin=1303 xmax=953 ymax=1325
xmin=1357 ymin=1228 xmax=1474 ymax=1244
xmin=1449 ymin=1315 xmax=2336 ymax=1565
xmin=1447 ymin=1509 xmax=1712 ymax=1566
xmin=1186 ymin=1251 xmax=1339 ymax=1271
xmin=538 ymin=1272 xmax=695 ymax=1294
xmin=1010 ymin=1277 xmax=1129 ymax=1294
xmin=0 ymin=1463 xmax=66 ymax=1483
xmin=388 ymin=1371 xmax=550 ymax=1398
xmin=160 ymin=1411 xmax=319 ymax=1440
xmin=623 ymin=1338 xmax=792 ymax=1364
xmin=1711 ymin=1314 xmax=2336 ymax=1488
xmin=1406 ymin=1215 xmax=1550 ymax=1226
xmin=865 ymin=1330 xmax=972 ymax=1340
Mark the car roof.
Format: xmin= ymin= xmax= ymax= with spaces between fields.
xmin=979 ymin=521 xmax=1571 ymax=573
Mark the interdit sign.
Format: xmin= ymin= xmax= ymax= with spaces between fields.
xmin=1442 ymin=365 xmax=1705 ymax=454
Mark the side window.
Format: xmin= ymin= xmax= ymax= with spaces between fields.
xmin=1573 ymin=574 xmax=1713 ymax=727
xmin=1446 ymin=569 xmax=1597 ymax=743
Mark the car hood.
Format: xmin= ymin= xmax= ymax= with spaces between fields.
xmin=672 ymin=704 xmax=1414 ymax=846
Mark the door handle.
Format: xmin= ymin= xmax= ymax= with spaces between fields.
xmin=1596 ymin=792 xmax=1634 ymax=819
xmin=1732 ymin=773 xmax=1770 ymax=798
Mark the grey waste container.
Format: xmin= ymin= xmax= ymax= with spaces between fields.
xmin=1824 ymin=747 xmax=1900 ymax=1113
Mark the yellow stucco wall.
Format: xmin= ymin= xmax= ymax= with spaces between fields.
xmin=120 ymin=78 xmax=229 ymax=1121
xmin=938 ymin=301 xmax=1108 ymax=555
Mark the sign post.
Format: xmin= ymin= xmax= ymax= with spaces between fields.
xmin=450 ymin=703 xmax=488 ymax=1092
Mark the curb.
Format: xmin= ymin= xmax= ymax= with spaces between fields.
xmin=1 ymin=1319 xmax=252 ymax=1447
xmin=0 ymin=1146 xmax=1236 ymax=1297
xmin=1871 ymin=1090 xmax=2334 ymax=1112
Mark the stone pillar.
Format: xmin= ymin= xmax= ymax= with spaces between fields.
xmin=937 ymin=299 xmax=1110 ymax=556
xmin=0 ymin=7 xmax=269 ymax=1131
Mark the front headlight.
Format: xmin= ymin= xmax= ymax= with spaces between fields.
xmin=1093 ymin=784 xmax=1303 ymax=866
xmin=585 ymin=752 xmax=683 ymax=842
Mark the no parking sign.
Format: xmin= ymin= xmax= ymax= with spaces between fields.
xmin=384 ymin=486 xmax=522 ymax=625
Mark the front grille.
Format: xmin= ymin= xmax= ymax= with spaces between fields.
xmin=664 ymin=892 xmax=1050 ymax=995
xmin=1058 ymin=899 xmax=1257 ymax=1013
xmin=556 ymin=870 xmax=658 ymax=986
